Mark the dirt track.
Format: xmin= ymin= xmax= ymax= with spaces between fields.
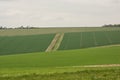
xmin=72 ymin=64 xmax=120 ymax=68
xmin=56 ymin=64 xmax=120 ymax=69
xmin=46 ymin=33 xmax=61 ymax=52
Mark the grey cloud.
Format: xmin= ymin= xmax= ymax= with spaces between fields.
xmin=0 ymin=0 xmax=15 ymax=1
xmin=0 ymin=0 xmax=120 ymax=27
xmin=112 ymin=0 xmax=120 ymax=3
xmin=111 ymin=0 xmax=120 ymax=4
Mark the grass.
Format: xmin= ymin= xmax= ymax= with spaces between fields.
xmin=0 ymin=34 xmax=55 ymax=55
xmin=0 ymin=46 xmax=120 ymax=68
xmin=0 ymin=45 xmax=120 ymax=80
xmin=0 ymin=67 xmax=120 ymax=80
xmin=59 ymin=31 xmax=120 ymax=50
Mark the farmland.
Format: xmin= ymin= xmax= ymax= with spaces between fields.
xmin=0 ymin=46 xmax=120 ymax=79
xmin=0 ymin=46 xmax=120 ymax=68
xmin=1 ymin=29 xmax=120 ymax=55
xmin=0 ymin=34 xmax=55 ymax=55
xmin=59 ymin=31 xmax=120 ymax=50
xmin=0 ymin=27 xmax=120 ymax=36
xmin=0 ymin=27 xmax=120 ymax=80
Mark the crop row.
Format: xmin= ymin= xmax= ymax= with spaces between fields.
xmin=59 ymin=31 xmax=120 ymax=50
xmin=0 ymin=34 xmax=55 ymax=55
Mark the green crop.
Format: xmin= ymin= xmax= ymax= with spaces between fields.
xmin=0 ymin=34 xmax=55 ymax=55
xmin=59 ymin=31 xmax=120 ymax=50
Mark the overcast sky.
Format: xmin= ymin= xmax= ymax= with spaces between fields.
xmin=0 ymin=0 xmax=120 ymax=27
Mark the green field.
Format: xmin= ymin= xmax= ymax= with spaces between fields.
xmin=0 ymin=27 xmax=120 ymax=80
xmin=0 ymin=46 xmax=120 ymax=79
xmin=1 ymin=30 xmax=120 ymax=55
xmin=1 ymin=28 xmax=120 ymax=55
xmin=59 ymin=31 xmax=120 ymax=50
xmin=0 ymin=34 xmax=55 ymax=55
xmin=0 ymin=46 xmax=120 ymax=68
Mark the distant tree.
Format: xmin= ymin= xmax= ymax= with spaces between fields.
xmin=0 ymin=26 xmax=3 ymax=29
xmin=102 ymin=24 xmax=120 ymax=27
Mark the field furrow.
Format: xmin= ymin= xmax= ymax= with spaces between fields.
xmin=82 ymin=32 xmax=95 ymax=48
xmin=59 ymin=33 xmax=81 ymax=50
xmin=59 ymin=31 xmax=120 ymax=50
xmin=94 ymin=31 xmax=109 ymax=46
xmin=0 ymin=34 xmax=55 ymax=55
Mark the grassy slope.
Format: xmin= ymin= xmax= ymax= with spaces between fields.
xmin=0 ymin=46 xmax=120 ymax=69
xmin=0 ymin=46 xmax=120 ymax=79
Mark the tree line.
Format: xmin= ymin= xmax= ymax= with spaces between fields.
xmin=0 ymin=26 xmax=40 ymax=30
xmin=102 ymin=24 xmax=120 ymax=27
xmin=0 ymin=24 xmax=120 ymax=30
